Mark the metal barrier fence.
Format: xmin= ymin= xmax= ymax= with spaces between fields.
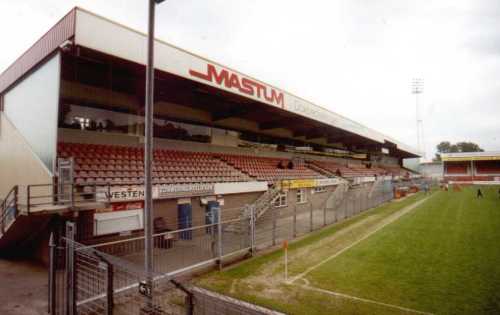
xmin=254 ymin=183 xmax=394 ymax=250
xmin=85 ymin=210 xmax=252 ymax=277
xmin=50 ymin=222 xmax=191 ymax=315
xmin=51 ymin=179 xmax=433 ymax=314
xmin=85 ymin=181 xmax=394 ymax=278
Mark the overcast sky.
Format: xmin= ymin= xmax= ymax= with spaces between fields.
xmin=1 ymin=0 xmax=499 ymax=160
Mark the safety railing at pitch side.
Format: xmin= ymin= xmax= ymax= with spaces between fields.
xmin=254 ymin=183 xmax=394 ymax=249
xmin=81 ymin=182 xmax=394 ymax=280
xmin=49 ymin=181 xmax=397 ymax=315
xmin=0 ymin=185 xmax=18 ymax=235
xmin=83 ymin=207 xmax=253 ymax=277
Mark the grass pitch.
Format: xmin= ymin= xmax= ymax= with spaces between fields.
xmin=197 ymin=187 xmax=500 ymax=314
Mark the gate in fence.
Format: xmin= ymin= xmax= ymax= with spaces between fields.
xmin=49 ymin=222 xmax=192 ymax=315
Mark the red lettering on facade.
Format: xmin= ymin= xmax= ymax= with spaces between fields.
xmin=189 ymin=64 xmax=285 ymax=108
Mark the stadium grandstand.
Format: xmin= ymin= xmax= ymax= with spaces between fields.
xmin=0 ymin=7 xmax=420 ymax=261
xmin=442 ymin=151 xmax=500 ymax=184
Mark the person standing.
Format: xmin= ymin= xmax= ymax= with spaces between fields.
xmin=477 ymin=188 xmax=484 ymax=199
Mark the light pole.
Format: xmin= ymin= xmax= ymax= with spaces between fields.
xmin=411 ymin=78 xmax=424 ymax=159
xmin=144 ymin=0 xmax=165 ymax=309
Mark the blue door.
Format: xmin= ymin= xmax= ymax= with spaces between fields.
xmin=178 ymin=203 xmax=192 ymax=240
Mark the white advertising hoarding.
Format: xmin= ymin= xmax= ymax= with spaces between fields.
xmin=315 ymin=178 xmax=344 ymax=187
xmin=96 ymin=181 xmax=268 ymax=202
xmin=96 ymin=183 xmax=215 ymax=202
xmin=213 ymin=181 xmax=268 ymax=195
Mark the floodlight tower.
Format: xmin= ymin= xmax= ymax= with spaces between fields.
xmin=411 ymin=78 xmax=424 ymax=159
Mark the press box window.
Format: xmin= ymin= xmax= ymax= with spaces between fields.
xmin=273 ymin=192 xmax=287 ymax=208
xmin=296 ymin=189 xmax=307 ymax=203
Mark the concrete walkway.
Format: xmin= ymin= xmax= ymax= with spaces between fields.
xmin=0 ymin=258 xmax=48 ymax=315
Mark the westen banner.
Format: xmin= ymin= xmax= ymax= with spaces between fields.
xmin=97 ymin=183 xmax=214 ymax=202
xmin=96 ymin=186 xmax=145 ymax=202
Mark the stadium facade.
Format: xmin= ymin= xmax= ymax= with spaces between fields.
xmin=441 ymin=151 xmax=500 ymax=184
xmin=0 ymin=7 xmax=420 ymax=261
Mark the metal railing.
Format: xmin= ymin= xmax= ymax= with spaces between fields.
xmin=5 ymin=183 xmax=113 ymax=213
xmin=27 ymin=183 xmax=104 ymax=211
xmin=48 ymin=178 xmax=442 ymax=315
xmin=49 ymin=180 xmax=404 ymax=315
xmin=306 ymin=162 xmax=335 ymax=177
xmin=253 ymin=186 xmax=281 ymax=220
xmin=86 ymin=209 xmax=252 ymax=277
xmin=82 ymin=181 xmax=395 ymax=278
xmin=0 ymin=185 xmax=18 ymax=235
xmin=49 ymin=222 xmax=191 ymax=315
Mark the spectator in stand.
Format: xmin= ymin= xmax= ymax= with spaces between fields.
xmin=287 ymin=160 xmax=294 ymax=169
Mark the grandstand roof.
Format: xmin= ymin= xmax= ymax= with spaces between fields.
xmin=441 ymin=151 xmax=500 ymax=162
xmin=0 ymin=7 xmax=419 ymax=158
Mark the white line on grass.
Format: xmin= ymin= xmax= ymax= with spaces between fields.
xmin=287 ymin=195 xmax=432 ymax=284
xmin=299 ymin=284 xmax=434 ymax=315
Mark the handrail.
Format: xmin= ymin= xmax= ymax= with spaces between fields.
xmin=250 ymin=185 xmax=280 ymax=220
xmin=24 ymin=183 xmax=105 ymax=212
xmin=1 ymin=185 xmax=18 ymax=235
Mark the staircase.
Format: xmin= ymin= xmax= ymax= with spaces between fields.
xmin=215 ymin=157 xmax=254 ymax=182
xmin=252 ymin=185 xmax=281 ymax=221
xmin=307 ymin=161 xmax=336 ymax=177
xmin=0 ymin=186 xmax=53 ymax=252
xmin=224 ymin=185 xmax=281 ymax=234
xmin=0 ymin=186 xmax=19 ymax=240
